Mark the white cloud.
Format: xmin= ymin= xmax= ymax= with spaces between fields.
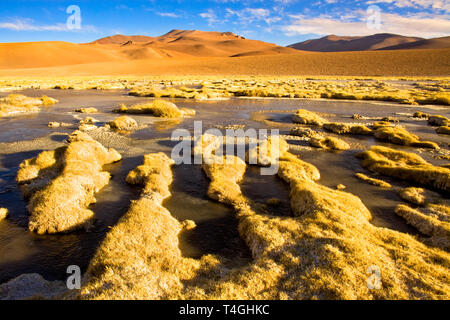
xmin=156 ymin=12 xmax=180 ymax=18
xmin=283 ymin=11 xmax=450 ymax=38
xmin=226 ymin=7 xmax=281 ymax=25
xmin=366 ymin=0 xmax=450 ymax=11
xmin=199 ymin=9 xmax=218 ymax=25
xmin=0 ymin=18 xmax=97 ymax=32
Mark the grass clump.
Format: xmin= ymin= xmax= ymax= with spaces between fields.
xmin=357 ymin=146 xmax=450 ymax=192
xmin=309 ymin=135 xmax=350 ymax=151
xmin=114 ymin=100 xmax=188 ymax=118
xmin=76 ymin=153 xmax=212 ymax=299
xmin=16 ymin=131 xmax=122 ymax=234
xmin=0 ymin=94 xmax=58 ymax=117
xmin=413 ymin=111 xmax=430 ymax=118
xmin=199 ymin=147 xmax=450 ymax=299
xmin=0 ymin=208 xmax=8 ymax=220
xmin=373 ymin=126 xmax=439 ymax=149
xmin=292 ymin=109 xmax=326 ymax=126
xmin=398 ymin=187 xmax=427 ymax=205
xmin=323 ymin=122 xmax=372 ymax=135
xmin=436 ymin=126 xmax=450 ymax=135
xmin=355 ymin=173 xmax=392 ymax=188
xmin=75 ymin=107 xmax=98 ymax=113
xmin=395 ymin=204 xmax=450 ymax=250
xmin=428 ymin=115 xmax=449 ymax=127
xmin=108 ymin=116 xmax=138 ymax=131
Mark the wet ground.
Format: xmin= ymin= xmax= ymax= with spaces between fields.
xmin=0 ymin=89 xmax=449 ymax=283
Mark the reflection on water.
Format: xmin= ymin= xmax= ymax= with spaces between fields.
xmin=0 ymin=89 xmax=448 ymax=283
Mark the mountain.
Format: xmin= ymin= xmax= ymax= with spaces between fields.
xmin=91 ymin=34 xmax=155 ymax=44
xmin=379 ymin=36 xmax=450 ymax=50
xmin=288 ymin=33 xmax=423 ymax=52
xmin=90 ymin=29 xmax=299 ymax=58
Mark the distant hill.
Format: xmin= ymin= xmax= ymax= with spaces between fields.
xmin=288 ymin=33 xmax=424 ymax=52
xmin=90 ymin=29 xmax=298 ymax=58
xmin=379 ymin=36 xmax=450 ymax=50
xmin=91 ymin=34 xmax=155 ymax=44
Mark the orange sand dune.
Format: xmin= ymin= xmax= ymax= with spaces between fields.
xmin=2 ymin=48 xmax=449 ymax=77
xmin=0 ymin=41 xmax=124 ymax=69
xmin=89 ymin=29 xmax=296 ymax=58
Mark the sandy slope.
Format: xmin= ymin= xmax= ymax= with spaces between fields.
xmin=0 ymin=41 xmax=123 ymax=69
xmin=289 ymin=33 xmax=423 ymax=52
xmin=1 ymin=48 xmax=448 ymax=77
xmin=380 ymin=36 xmax=450 ymax=50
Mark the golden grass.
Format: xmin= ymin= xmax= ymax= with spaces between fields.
xmin=395 ymin=204 xmax=449 ymax=250
xmin=357 ymin=146 xmax=450 ymax=192
xmin=16 ymin=131 xmax=122 ymax=234
xmin=0 ymin=76 xmax=449 ymax=106
xmin=290 ymin=127 xmax=319 ymax=138
xmin=0 ymin=93 xmax=57 ymax=117
xmin=76 ymin=153 xmax=211 ymax=299
xmin=292 ymin=109 xmax=327 ymax=126
xmin=75 ymin=107 xmax=98 ymax=113
xmin=436 ymin=126 xmax=450 ymax=135
xmin=113 ymin=100 xmax=186 ymax=118
xmin=398 ymin=187 xmax=427 ymax=205
xmin=14 ymin=139 xmax=441 ymax=299
xmin=196 ymin=145 xmax=450 ymax=299
xmin=309 ymin=135 xmax=350 ymax=151
xmin=323 ymin=122 xmax=372 ymax=135
xmin=108 ymin=116 xmax=138 ymax=131
xmin=0 ymin=208 xmax=8 ymax=220
xmin=355 ymin=172 xmax=392 ymax=188
xmin=246 ymin=136 xmax=290 ymax=166
xmin=373 ymin=126 xmax=439 ymax=149
xmin=428 ymin=115 xmax=449 ymax=127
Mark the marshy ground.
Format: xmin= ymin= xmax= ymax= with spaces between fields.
xmin=0 ymin=82 xmax=448 ymax=299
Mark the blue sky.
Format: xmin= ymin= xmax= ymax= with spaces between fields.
xmin=0 ymin=0 xmax=449 ymax=45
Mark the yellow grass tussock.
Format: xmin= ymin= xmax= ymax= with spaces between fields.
xmin=0 ymin=94 xmax=57 ymax=117
xmin=373 ymin=126 xmax=439 ymax=149
xmin=323 ymin=122 xmax=372 ymax=135
xmin=355 ymin=173 xmax=392 ymax=188
xmin=357 ymin=146 xmax=450 ymax=192
xmin=428 ymin=115 xmax=449 ymax=127
xmin=398 ymin=187 xmax=427 ymax=205
xmin=76 ymin=153 xmax=213 ymax=299
xmin=436 ymin=126 xmax=450 ymax=135
xmin=395 ymin=204 xmax=449 ymax=250
xmin=199 ymin=147 xmax=450 ymax=299
xmin=108 ymin=116 xmax=138 ymax=131
xmin=292 ymin=109 xmax=327 ymax=126
xmin=113 ymin=100 xmax=194 ymax=118
xmin=0 ymin=208 xmax=8 ymax=220
xmin=16 ymin=131 xmax=122 ymax=234
xmin=309 ymin=135 xmax=350 ymax=151
xmin=75 ymin=107 xmax=98 ymax=113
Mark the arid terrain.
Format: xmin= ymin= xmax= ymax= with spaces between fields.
xmin=0 ymin=29 xmax=449 ymax=301
xmin=0 ymin=30 xmax=449 ymax=77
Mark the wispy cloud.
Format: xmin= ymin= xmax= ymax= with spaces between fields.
xmin=283 ymin=11 xmax=450 ymax=38
xmin=0 ymin=18 xmax=97 ymax=32
xmin=366 ymin=0 xmax=450 ymax=12
xmin=225 ymin=8 xmax=281 ymax=25
xmin=199 ymin=9 xmax=219 ymax=26
xmin=156 ymin=12 xmax=181 ymax=18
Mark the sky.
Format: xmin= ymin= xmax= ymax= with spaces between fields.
xmin=0 ymin=0 xmax=449 ymax=45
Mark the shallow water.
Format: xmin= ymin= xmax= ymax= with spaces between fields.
xmin=0 ymin=89 xmax=449 ymax=283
